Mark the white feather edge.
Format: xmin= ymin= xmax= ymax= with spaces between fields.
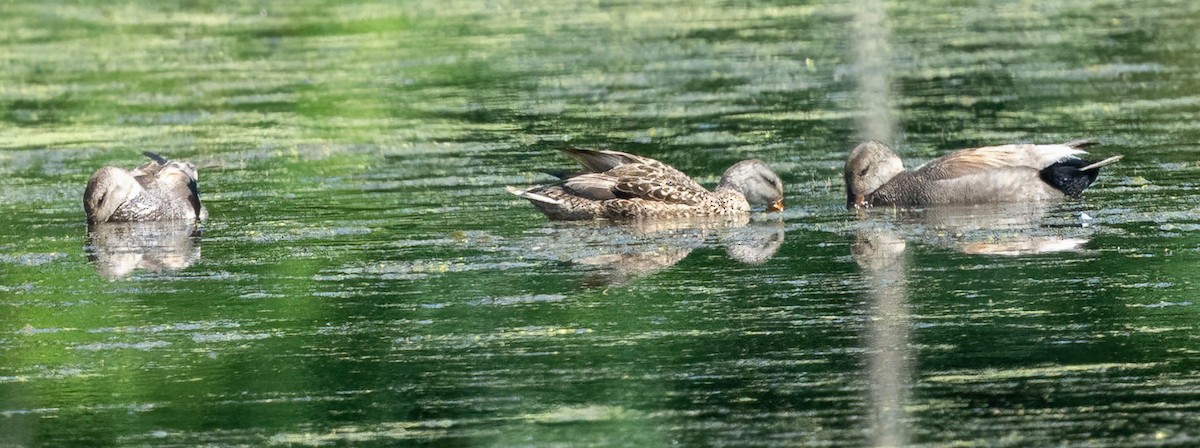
xmin=912 ymin=144 xmax=1089 ymax=171
xmin=1026 ymin=144 xmax=1089 ymax=168
xmin=1080 ymin=155 xmax=1123 ymax=171
xmin=995 ymin=144 xmax=1121 ymax=171
xmin=505 ymin=186 xmax=564 ymax=205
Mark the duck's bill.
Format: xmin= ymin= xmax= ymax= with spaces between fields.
xmin=767 ymin=198 xmax=784 ymax=212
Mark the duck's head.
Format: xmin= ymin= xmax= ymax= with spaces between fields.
xmin=844 ymin=141 xmax=904 ymax=208
xmin=718 ymin=159 xmax=784 ymax=212
xmin=84 ymin=166 xmax=141 ymax=225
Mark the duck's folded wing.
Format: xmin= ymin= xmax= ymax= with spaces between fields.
xmin=611 ymin=164 xmax=705 ymax=205
xmin=928 ymin=167 xmax=1060 ymax=203
xmin=563 ymin=173 xmax=621 ymax=200
xmin=918 ymin=144 xmax=1087 ymax=180
xmin=562 ymin=164 xmax=705 ymax=205
xmin=562 ymin=148 xmax=650 ymax=173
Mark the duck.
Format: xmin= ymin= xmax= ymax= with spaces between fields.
xmin=507 ymin=148 xmax=784 ymax=220
xmin=84 ymin=152 xmax=209 ymax=225
xmin=844 ymin=139 xmax=1122 ymax=208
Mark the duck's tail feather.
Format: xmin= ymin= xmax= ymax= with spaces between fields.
xmin=506 ymin=186 xmax=564 ymax=205
xmin=1079 ymin=155 xmax=1123 ymax=172
xmin=143 ymin=151 xmax=169 ymax=165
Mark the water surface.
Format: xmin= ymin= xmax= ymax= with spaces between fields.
xmin=2 ymin=0 xmax=1199 ymax=446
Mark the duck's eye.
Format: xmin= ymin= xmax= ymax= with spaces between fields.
xmin=858 ymin=167 xmax=870 ymax=176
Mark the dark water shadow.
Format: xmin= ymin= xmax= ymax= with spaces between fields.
xmin=85 ymin=221 xmax=203 ymax=280
xmin=520 ymin=216 xmax=785 ymax=287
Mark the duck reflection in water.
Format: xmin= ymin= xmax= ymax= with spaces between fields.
xmin=849 ymin=201 xmax=1098 ymax=445
xmin=525 ymin=215 xmax=784 ymax=287
xmin=856 ymin=201 xmax=1092 ymax=256
xmin=85 ymin=221 xmax=203 ymax=280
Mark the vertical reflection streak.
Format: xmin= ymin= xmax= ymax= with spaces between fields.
xmin=850 ymin=0 xmax=907 ymax=443
xmin=853 ymin=0 xmax=897 ymax=144
xmin=855 ymin=230 xmax=911 ymax=447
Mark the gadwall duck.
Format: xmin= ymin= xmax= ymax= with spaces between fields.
xmin=507 ymin=148 xmax=784 ymax=220
xmin=84 ymin=152 xmax=208 ymax=225
xmin=844 ymin=140 xmax=1122 ymax=208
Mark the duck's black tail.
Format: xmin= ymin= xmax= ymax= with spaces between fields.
xmin=1040 ymin=154 xmax=1123 ymax=197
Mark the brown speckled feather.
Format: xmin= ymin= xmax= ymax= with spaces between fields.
xmin=609 ymin=163 xmax=705 ymax=205
xmin=508 ymin=148 xmax=784 ymax=221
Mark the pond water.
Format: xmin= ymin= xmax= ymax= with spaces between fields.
xmin=2 ymin=0 xmax=1199 ymax=446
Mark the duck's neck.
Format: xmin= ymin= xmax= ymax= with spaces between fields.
xmin=714 ymin=187 xmax=751 ymax=213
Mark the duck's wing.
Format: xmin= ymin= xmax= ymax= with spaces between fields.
xmin=561 ymin=148 xmax=655 ymax=173
xmin=131 ymin=152 xmax=170 ymax=187
xmin=559 ymin=161 xmax=709 ymax=205
xmin=561 ymin=173 xmax=621 ymax=201
xmin=617 ymin=163 xmax=710 ymax=204
xmin=915 ymin=143 xmax=1087 ymax=180
xmin=615 ymin=163 xmax=708 ymax=205
xmin=555 ymin=148 xmax=708 ymax=205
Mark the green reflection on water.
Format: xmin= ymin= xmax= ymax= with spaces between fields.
xmin=2 ymin=0 xmax=1200 ymax=446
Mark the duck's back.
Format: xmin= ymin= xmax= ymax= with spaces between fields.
xmin=85 ymin=158 xmax=206 ymax=224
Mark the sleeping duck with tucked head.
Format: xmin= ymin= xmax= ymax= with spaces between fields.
xmin=844 ymin=139 xmax=1122 ymax=209
xmin=84 ymin=152 xmax=209 ymax=225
